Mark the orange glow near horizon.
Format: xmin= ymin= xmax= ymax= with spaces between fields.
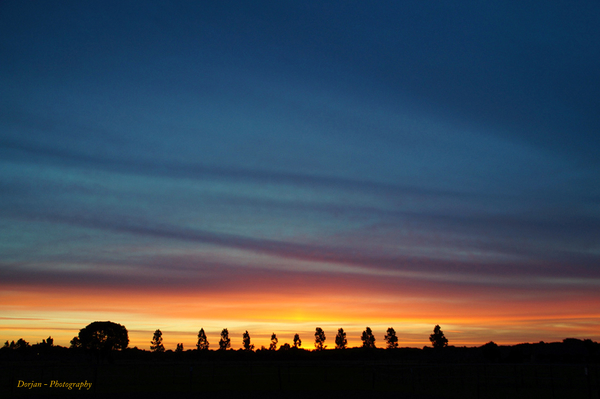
xmin=2 ymin=282 xmax=599 ymax=351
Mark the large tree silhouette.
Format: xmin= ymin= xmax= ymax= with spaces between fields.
xmin=314 ymin=327 xmax=326 ymax=351
xmin=361 ymin=327 xmax=376 ymax=349
xmin=243 ymin=330 xmax=254 ymax=351
xmin=150 ymin=329 xmax=165 ymax=352
xmin=384 ymin=327 xmax=398 ymax=349
xmin=78 ymin=321 xmax=128 ymax=352
xmin=335 ymin=328 xmax=347 ymax=349
xmin=197 ymin=328 xmax=209 ymax=350
xmin=429 ymin=324 xmax=448 ymax=348
xmin=219 ymin=328 xmax=230 ymax=350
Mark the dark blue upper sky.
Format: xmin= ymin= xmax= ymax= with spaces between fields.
xmin=1 ymin=1 xmax=599 ymax=345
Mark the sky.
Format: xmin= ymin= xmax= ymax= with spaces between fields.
xmin=1 ymin=1 xmax=600 ymax=350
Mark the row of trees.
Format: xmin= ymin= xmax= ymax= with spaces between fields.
xmin=148 ymin=325 xmax=449 ymax=352
xmin=4 ymin=322 xmax=449 ymax=354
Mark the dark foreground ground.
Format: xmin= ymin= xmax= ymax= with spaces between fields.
xmin=2 ymin=341 xmax=600 ymax=398
xmin=2 ymin=360 xmax=599 ymax=399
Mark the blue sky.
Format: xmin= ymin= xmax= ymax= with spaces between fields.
xmin=1 ymin=1 xmax=599 ymax=348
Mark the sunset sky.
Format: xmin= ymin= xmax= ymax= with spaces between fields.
xmin=1 ymin=1 xmax=600 ymax=350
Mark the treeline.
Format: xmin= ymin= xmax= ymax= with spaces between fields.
xmin=19 ymin=322 xmax=449 ymax=352
xmin=145 ymin=325 xmax=448 ymax=353
xmin=2 ymin=321 xmax=599 ymax=365
xmin=2 ymin=338 xmax=600 ymax=365
xmin=2 ymin=322 xmax=448 ymax=354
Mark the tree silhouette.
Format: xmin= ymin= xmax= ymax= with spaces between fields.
xmin=42 ymin=336 xmax=54 ymax=346
xmin=293 ymin=333 xmax=302 ymax=348
xmin=269 ymin=333 xmax=278 ymax=350
xmin=197 ymin=328 xmax=209 ymax=350
xmin=429 ymin=324 xmax=448 ymax=348
xmin=69 ymin=336 xmax=82 ymax=349
xmin=219 ymin=328 xmax=230 ymax=350
xmin=242 ymin=330 xmax=254 ymax=351
xmin=14 ymin=338 xmax=30 ymax=351
xmin=384 ymin=327 xmax=398 ymax=349
xmin=176 ymin=343 xmax=184 ymax=352
xmin=0 ymin=339 xmax=29 ymax=351
xmin=150 ymin=329 xmax=165 ymax=352
xmin=78 ymin=321 xmax=128 ymax=352
xmin=335 ymin=328 xmax=347 ymax=349
xmin=361 ymin=327 xmax=376 ymax=349
xmin=314 ymin=327 xmax=326 ymax=351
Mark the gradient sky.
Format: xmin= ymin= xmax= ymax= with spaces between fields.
xmin=1 ymin=1 xmax=600 ymax=350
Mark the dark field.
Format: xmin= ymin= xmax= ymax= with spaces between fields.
xmin=2 ymin=360 xmax=599 ymax=399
